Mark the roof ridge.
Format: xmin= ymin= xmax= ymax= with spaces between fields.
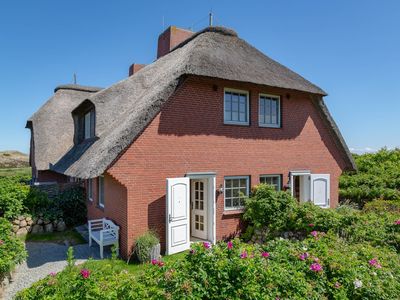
xmin=54 ymin=84 xmax=103 ymax=93
xmin=168 ymin=26 xmax=237 ymax=55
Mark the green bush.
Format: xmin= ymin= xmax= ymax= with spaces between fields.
xmin=363 ymin=199 xmax=400 ymax=214
xmin=56 ymin=187 xmax=87 ymax=226
xmin=0 ymin=217 xmax=26 ymax=279
xmin=0 ymin=175 xmax=30 ymax=219
xmin=16 ymin=247 xmax=162 ymax=300
xmin=243 ymin=184 xmax=297 ymax=232
xmin=340 ymin=148 xmax=400 ymax=205
xmin=24 ymin=187 xmax=53 ymax=217
xmin=135 ymin=231 xmax=160 ymax=263
xmin=17 ymin=236 xmax=400 ymax=299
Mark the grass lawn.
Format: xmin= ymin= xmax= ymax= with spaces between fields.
xmin=0 ymin=167 xmax=31 ymax=177
xmin=84 ymin=251 xmax=187 ymax=275
xmin=25 ymin=229 xmax=87 ymax=245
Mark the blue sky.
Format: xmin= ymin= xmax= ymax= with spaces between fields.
xmin=1 ymin=0 xmax=399 ymax=154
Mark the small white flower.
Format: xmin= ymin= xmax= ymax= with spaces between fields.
xmin=302 ymin=247 xmax=308 ymax=251
xmin=354 ymin=279 xmax=363 ymax=289
xmin=372 ymin=272 xmax=377 ymax=276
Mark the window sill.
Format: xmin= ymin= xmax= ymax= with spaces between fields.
xmin=96 ymin=205 xmax=105 ymax=211
xmin=223 ymin=209 xmax=244 ymax=216
xmin=258 ymin=124 xmax=281 ymax=128
xmin=223 ymin=122 xmax=249 ymax=126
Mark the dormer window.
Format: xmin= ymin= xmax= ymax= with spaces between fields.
xmin=72 ymin=100 xmax=96 ymax=144
xmin=84 ymin=110 xmax=93 ymax=139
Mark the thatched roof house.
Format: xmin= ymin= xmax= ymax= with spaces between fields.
xmin=27 ymin=27 xmax=355 ymax=180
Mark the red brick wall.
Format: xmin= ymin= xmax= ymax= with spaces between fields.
xmin=106 ymin=76 xmax=347 ymax=257
xmin=85 ymin=173 xmax=128 ymax=257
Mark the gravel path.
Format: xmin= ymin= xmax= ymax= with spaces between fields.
xmin=4 ymin=242 xmax=110 ymax=300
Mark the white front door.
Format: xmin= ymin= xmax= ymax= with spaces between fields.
xmin=191 ymin=179 xmax=207 ymax=240
xmin=310 ymin=174 xmax=330 ymax=207
xmin=166 ymin=177 xmax=190 ymax=255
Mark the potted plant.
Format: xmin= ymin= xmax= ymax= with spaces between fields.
xmin=134 ymin=230 xmax=160 ymax=263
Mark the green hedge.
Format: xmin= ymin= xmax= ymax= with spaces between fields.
xmin=0 ymin=217 xmax=26 ymax=279
xmin=340 ymin=148 xmax=400 ymax=205
xmin=244 ymin=184 xmax=400 ymax=252
xmin=0 ymin=174 xmax=87 ymax=226
xmin=16 ymin=236 xmax=400 ymax=300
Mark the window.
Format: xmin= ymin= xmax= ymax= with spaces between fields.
xmin=224 ymin=89 xmax=249 ymax=125
xmin=98 ymin=175 xmax=104 ymax=208
xmin=87 ymin=178 xmax=93 ymax=201
xmin=224 ymin=176 xmax=249 ymax=210
xmin=260 ymin=175 xmax=281 ymax=191
xmin=84 ymin=111 xmax=91 ymax=139
xmin=259 ymin=94 xmax=280 ymax=127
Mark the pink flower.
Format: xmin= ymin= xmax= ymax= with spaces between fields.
xmin=313 ymin=257 xmax=320 ymax=263
xmin=240 ymin=251 xmax=248 ymax=259
xmin=334 ymin=282 xmax=341 ymax=289
xmin=227 ymin=241 xmax=233 ymax=250
xmin=80 ymin=269 xmax=90 ymax=279
xmin=0 ymin=240 xmax=4 ymax=246
xmin=189 ymin=249 xmax=195 ymax=255
xmin=151 ymin=259 xmax=158 ymax=265
xmin=310 ymin=263 xmax=323 ymax=272
xmin=310 ymin=231 xmax=318 ymax=237
xmin=261 ymin=251 xmax=270 ymax=258
xmin=203 ymin=242 xmax=211 ymax=249
xmin=308 ymin=223 xmax=315 ymax=227
xmin=394 ymin=220 xmax=400 ymax=225
xmin=158 ymin=261 xmax=164 ymax=267
xmin=49 ymin=272 xmax=57 ymax=277
xmin=369 ymin=258 xmax=382 ymax=269
xmin=299 ymin=252 xmax=309 ymax=261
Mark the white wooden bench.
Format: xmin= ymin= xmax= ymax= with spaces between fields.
xmin=88 ymin=218 xmax=119 ymax=259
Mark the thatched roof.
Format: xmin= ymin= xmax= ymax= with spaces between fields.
xmin=26 ymin=85 xmax=102 ymax=171
xmin=29 ymin=26 xmax=355 ymax=178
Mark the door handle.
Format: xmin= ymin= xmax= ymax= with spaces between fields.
xmin=169 ymin=214 xmax=173 ymax=223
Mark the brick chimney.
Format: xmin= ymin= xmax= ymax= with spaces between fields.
xmin=128 ymin=63 xmax=146 ymax=76
xmin=157 ymin=26 xmax=193 ymax=58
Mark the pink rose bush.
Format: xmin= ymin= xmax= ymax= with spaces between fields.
xmin=261 ymin=251 xmax=270 ymax=258
xmin=368 ymin=258 xmax=382 ymax=269
xmin=394 ymin=220 xmax=400 ymax=225
xmin=309 ymin=263 xmax=323 ymax=272
xmin=203 ymin=242 xmax=211 ymax=249
xmin=227 ymin=241 xmax=233 ymax=250
xmin=80 ymin=269 xmax=90 ymax=279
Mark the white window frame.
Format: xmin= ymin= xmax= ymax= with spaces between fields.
xmin=224 ymin=176 xmax=250 ymax=211
xmin=223 ymin=88 xmax=250 ymax=126
xmin=98 ymin=175 xmax=105 ymax=208
xmin=88 ymin=178 xmax=93 ymax=201
xmin=258 ymin=94 xmax=281 ymax=128
xmin=84 ymin=111 xmax=91 ymax=139
xmin=259 ymin=174 xmax=281 ymax=191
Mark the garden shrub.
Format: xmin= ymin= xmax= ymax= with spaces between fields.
xmin=134 ymin=230 xmax=160 ymax=263
xmin=56 ymin=186 xmax=87 ymax=226
xmin=16 ymin=237 xmax=400 ymax=299
xmin=0 ymin=175 xmax=30 ymax=219
xmin=340 ymin=148 xmax=400 ymax=205
xmin=24 ymin=187 xmax=53 ymax=218
xmin=0 ymin=217 xmax=26 ymax=280
xmin=363 ymin=199 xmax=400 ymax=214
xmin=243 ymin=184 xmax=297 ymax=232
